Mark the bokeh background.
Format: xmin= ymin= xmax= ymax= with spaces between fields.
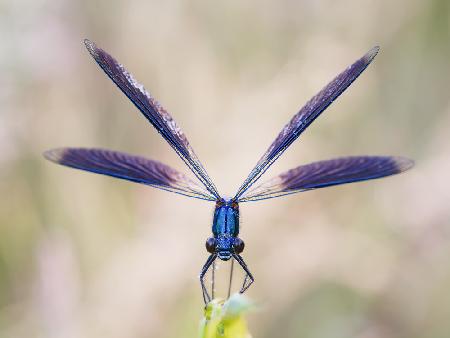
xmin=1 ymin=0 xmax=449 ymax=337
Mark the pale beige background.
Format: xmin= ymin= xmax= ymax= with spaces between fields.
xmin=1 ymin=1 xmax=449 ymax=337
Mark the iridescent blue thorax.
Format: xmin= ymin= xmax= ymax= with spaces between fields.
xmin=212 ymin=198 xmax=240 ymax=260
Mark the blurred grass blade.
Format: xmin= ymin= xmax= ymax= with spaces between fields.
xmin=199 ymin=293 xmax=254 ymax=338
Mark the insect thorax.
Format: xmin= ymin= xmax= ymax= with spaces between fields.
xmin=212 ymin=198 xmax=239 ymax=238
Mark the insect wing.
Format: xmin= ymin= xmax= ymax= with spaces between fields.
xmin=234 ymin=47 xmax=380 ymax=200
xmin=238 ymin=156 xmax=413 ymax=202
xmin=44 ymin=148 xmax=215 ymax=200
xmin=84 ymin=39 xmax=220 ymax=200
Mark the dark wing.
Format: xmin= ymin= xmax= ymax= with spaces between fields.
xmin=84 ymin=39 xmax=220 ymax=200
xmin=234 ymin=46 xmax=380 ymax=200
xmin=238 ymin=156 xmax=413 ymax=202
xmin=44 ymin=148 xmax=216 ymax=201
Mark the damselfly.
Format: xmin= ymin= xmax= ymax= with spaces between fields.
xmin=44 ymin=40 xmax=413 ymax=303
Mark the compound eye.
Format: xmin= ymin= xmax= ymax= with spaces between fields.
xmin=233 ymin=238 xmax=245 ymax=254
xmin=205 ymin=237 xmax=216 ymax=253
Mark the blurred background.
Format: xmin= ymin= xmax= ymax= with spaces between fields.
xmin=1 ymin=0 xmax=449 ymax=337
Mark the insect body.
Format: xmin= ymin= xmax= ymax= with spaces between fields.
xmin=201 ymin=198 xmax=251 ymax=302
xmin=44 ymin=40 xmax=413 ymax=304
xmin=210 ymin=198 xmax=241 ymax=261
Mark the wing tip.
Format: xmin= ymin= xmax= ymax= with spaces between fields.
xmin=393 ymin=156 xmax=415 ymax=172
xmin=83 ymin=38 xmax=98 ymax=56
xmin=364 ymin=45 xmax=380 ymax=64
xmin=43 ymin=148 xmax=67 ymax=163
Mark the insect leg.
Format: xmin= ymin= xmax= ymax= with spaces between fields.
xmin=212 ymin=260 xmax=216 ymax=300
xmin=232 ymin=254 xmax=255 ymax=294
xmin=200 ymin=254 xmax=217 ymax=304
xmin=227 ymin=258 xmax=234 ymax=299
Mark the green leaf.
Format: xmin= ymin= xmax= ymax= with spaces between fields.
xmin=199 ymin=293 xmax=254 ymax=338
